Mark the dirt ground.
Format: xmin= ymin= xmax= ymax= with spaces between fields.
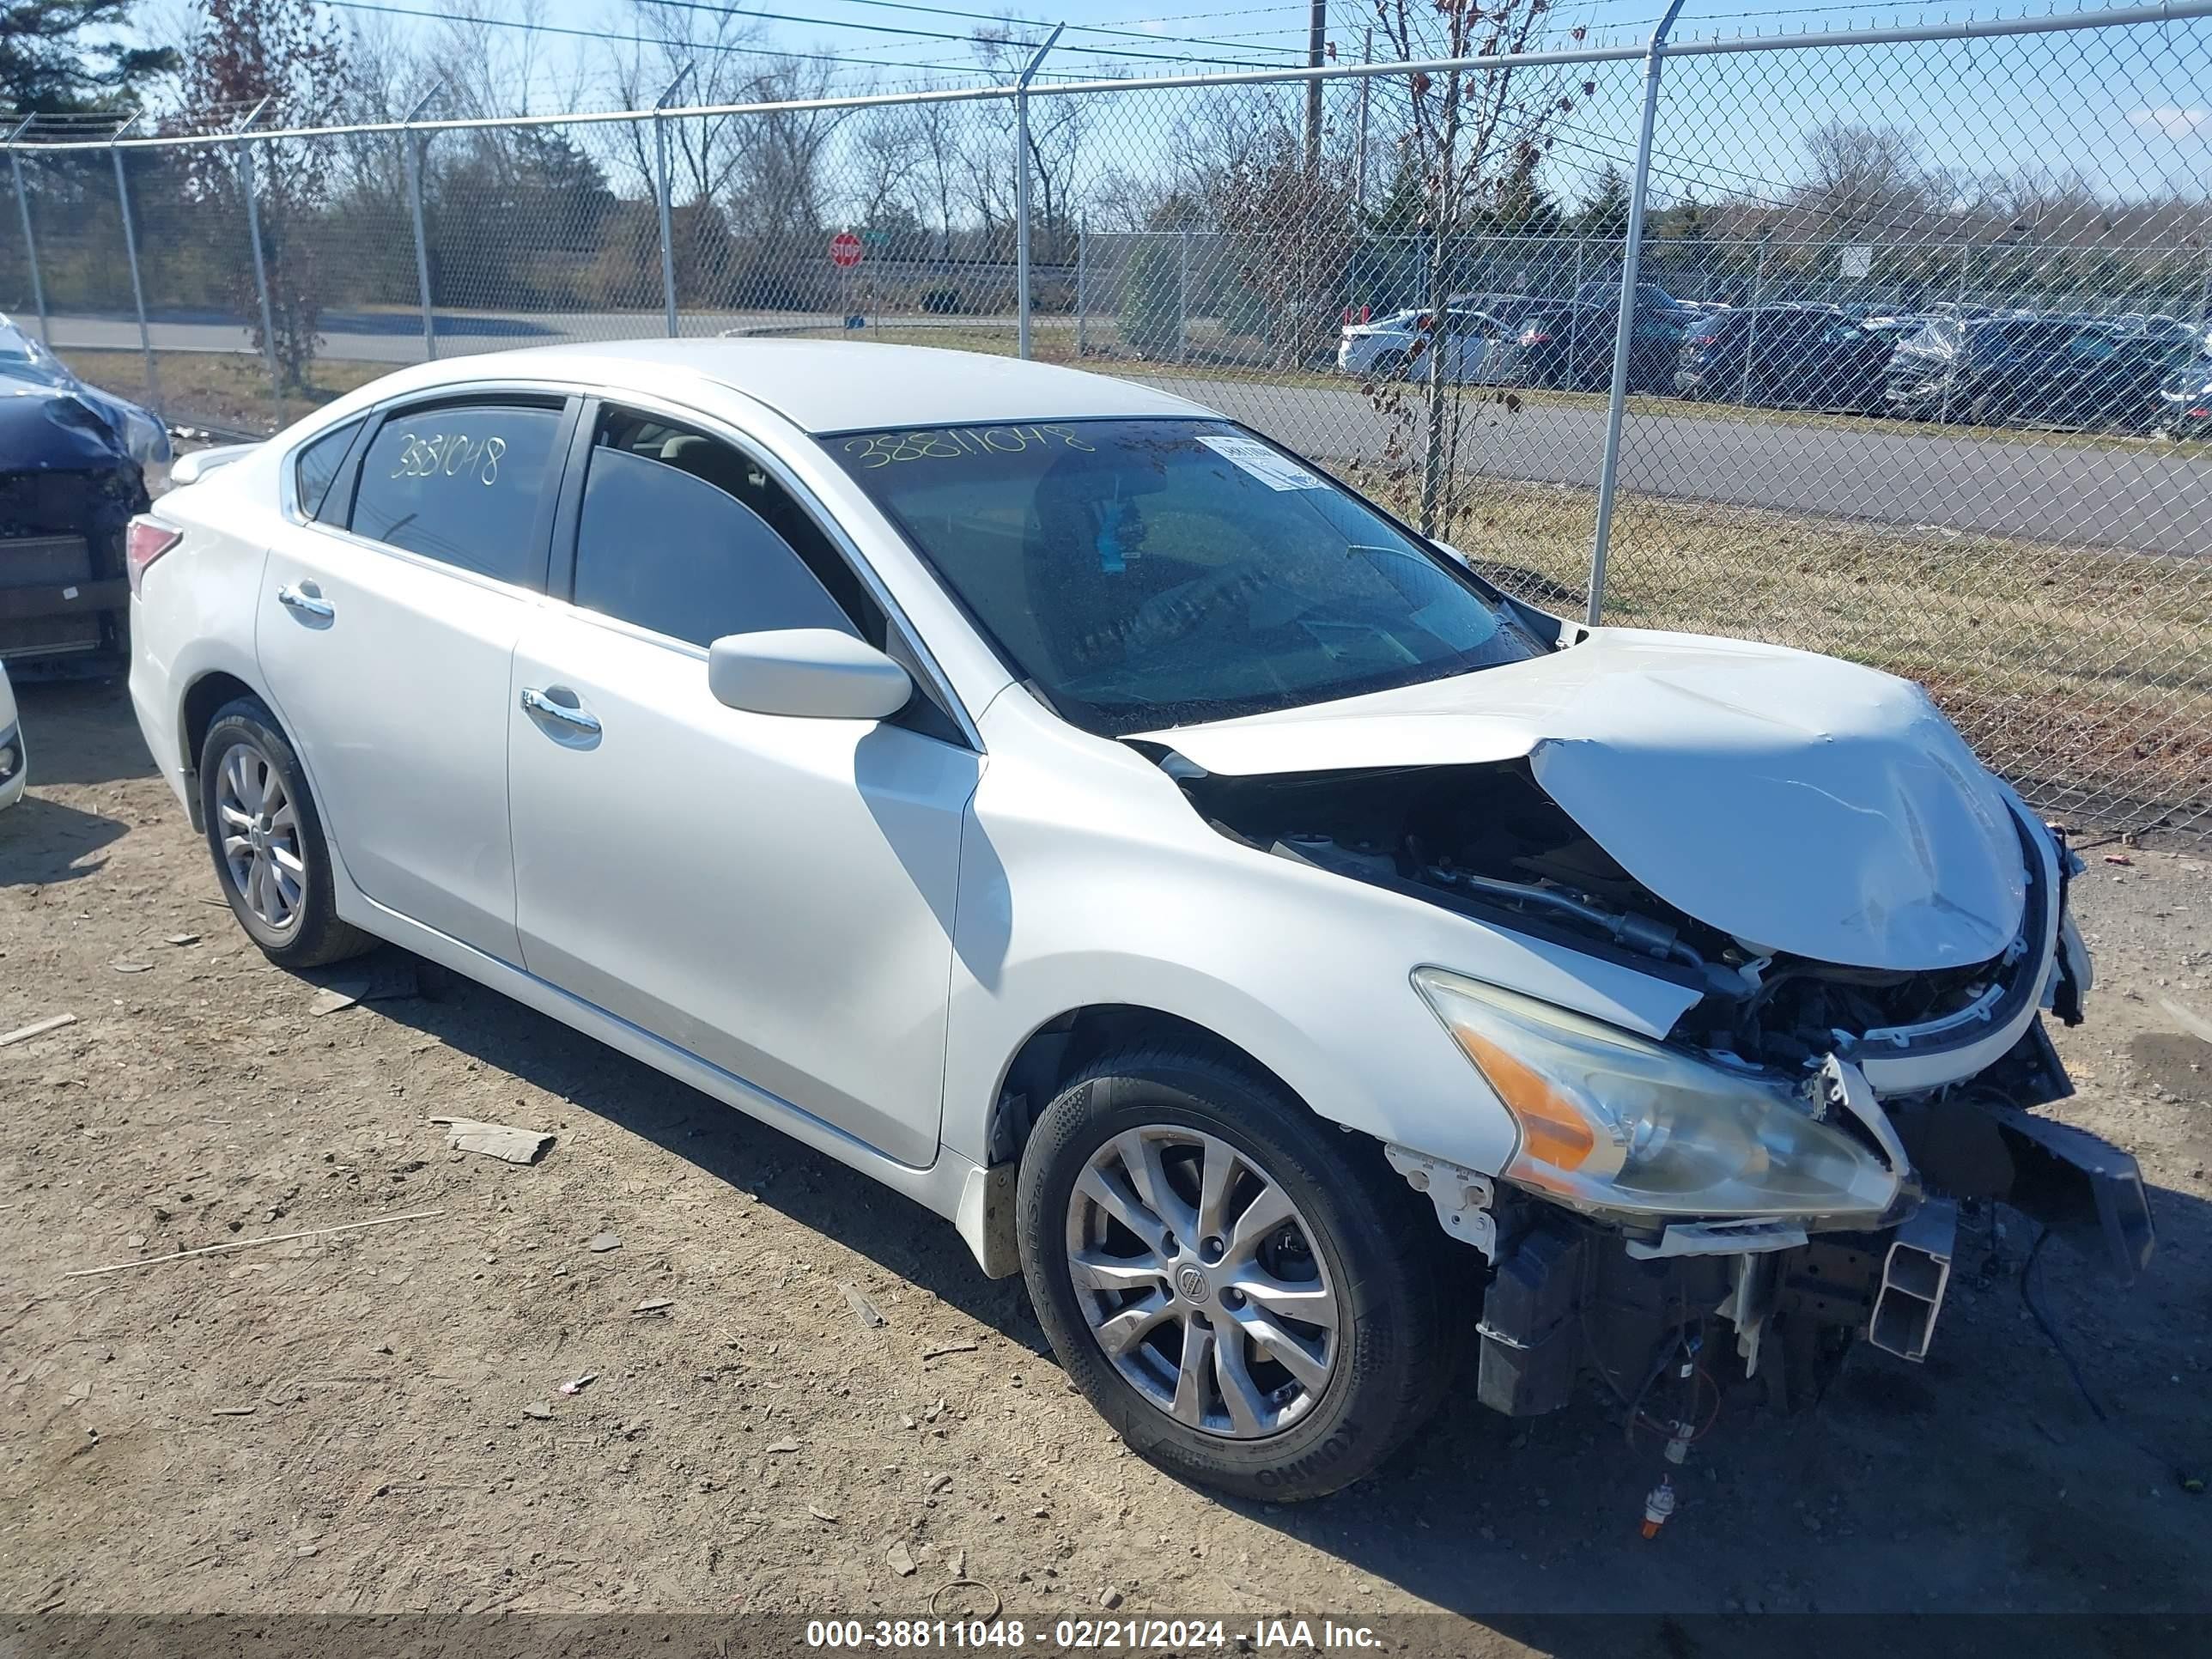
xmin=3 ymin=679 xmax=2209 ymax=1645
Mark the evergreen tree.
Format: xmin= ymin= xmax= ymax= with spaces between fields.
xmin=1579 ymin=163 xmax=1634 ymax=239
xmin=1 ymin=0 xmax=175 ymax=114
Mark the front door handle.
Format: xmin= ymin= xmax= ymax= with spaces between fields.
xmin=520 ymin=685 xmax=602 ymax=737
xmin=277 ymin=583 xmax=334 ymax=620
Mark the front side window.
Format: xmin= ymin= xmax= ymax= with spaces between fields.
xmin=570 ymin=407 xmax=861 ymax=649
xmin=350 ymin=402 xmax=562 ymax=586
xmin=830 ymin=418 xmax=1541 ymax=735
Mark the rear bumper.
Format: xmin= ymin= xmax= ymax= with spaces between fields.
xmin=125 ymin=612 xmax=191 ymax=817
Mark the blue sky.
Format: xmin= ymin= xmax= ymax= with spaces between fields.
xmin=110 ymin=0 xmax=2212 ymax=212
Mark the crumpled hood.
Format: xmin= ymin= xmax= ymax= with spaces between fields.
xmin=1137 ymin=628 xmax=2029 ymax=972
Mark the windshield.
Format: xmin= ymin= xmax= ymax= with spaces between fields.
xmin=829 ymin=417 xmax=1542 ymax=735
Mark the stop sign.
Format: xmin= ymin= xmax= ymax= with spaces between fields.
xmin=829 ymin=230 xmax=864 ymax=269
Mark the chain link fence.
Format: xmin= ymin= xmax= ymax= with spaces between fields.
xmin=4 ymin=3 xmax=2209 ymax=836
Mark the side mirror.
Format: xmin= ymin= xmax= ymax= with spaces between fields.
xmin=707 ymin=629 xmax=912 ymax=721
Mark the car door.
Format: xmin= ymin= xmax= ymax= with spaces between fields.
xmin=505 ymin=401 xmax=980 ymax=1168
xmin=257 ymin=394 xmax=575 ymax=961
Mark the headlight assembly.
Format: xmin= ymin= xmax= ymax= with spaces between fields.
xmin=1412 ymin=967 xmax=1899 ymax=1222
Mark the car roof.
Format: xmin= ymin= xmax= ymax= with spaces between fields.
xmin=386 ymin=338 xmax=1214 ymax=435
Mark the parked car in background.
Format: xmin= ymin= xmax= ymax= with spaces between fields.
xmin=2154 ymin=352 xmax=2212 ymax=441
xmin=126 ymin=339 xmax=2143 ymax=1502
xmin=1675 ymin=305 xmax=1899 ymax=412
xmin=1335 ymin=304 xmax=1509 ymax=384
xmin=0 ymin=657 xmax=23 ymax=811
xmin=1 ymin=316 xmax=171 ymax=674
xmin=1497 ymin=299 xmax=1687 ymax=392
xmin=1885 ymin=314 xmax=2183 ymax=430
xmin=1572 ymin=280 xmax=1693 ymax=320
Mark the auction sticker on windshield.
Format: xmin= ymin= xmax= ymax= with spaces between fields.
xmin=1197 ymin=433 xmax=1326 ymax=490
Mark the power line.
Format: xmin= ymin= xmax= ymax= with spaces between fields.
xmin=653 ymin=0 xmax=1314 ymax=57
xmin=320 ymin=0 xmax=1089 ymax=82
xmin=629 ymin=0 xmax=1296 ymax=68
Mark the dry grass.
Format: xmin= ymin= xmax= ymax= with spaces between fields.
xmin=1369 ymin=476 xmax=2212 ymax=830
xmin=58 ymin=349 xmax=392 ymax=434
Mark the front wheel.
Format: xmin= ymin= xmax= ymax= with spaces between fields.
xmin=1369 ymin=348 xmax=1410 ymax=382
xmin=199 ymin=698 xmax=374 ymax=969
xmin=1017 ymin=1042 xmax=1461 ymax=1502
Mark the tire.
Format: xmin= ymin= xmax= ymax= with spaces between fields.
xmin=1017 ymin=1041 xmax=1462 ymax=1502
xmin=1370 ymin=349 xmax=1409 ymax=381
xmin=198 ymin=697 xmax=374 ymax=969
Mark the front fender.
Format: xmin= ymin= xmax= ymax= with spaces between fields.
xmin=939 ymin=702 xmax=1700 ymax=1176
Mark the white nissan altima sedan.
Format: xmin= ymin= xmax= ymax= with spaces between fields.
xmin=126 ymin=340 xmax=2145 ymax=1499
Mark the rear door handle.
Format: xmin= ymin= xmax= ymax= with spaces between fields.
xmin=277 ymin=583 xmax=334 ymax=620
xmin=520 ymin=685 xmax=602 ymax=737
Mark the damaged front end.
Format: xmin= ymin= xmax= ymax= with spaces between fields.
xmin=1151 ymin=736 xmax=2152 ymax=1417
xmin=1 ymin=356 xmax=166 ymax=673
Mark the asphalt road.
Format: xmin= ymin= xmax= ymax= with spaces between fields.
xmin=42 ymin=308 xmax=2212 ymax=558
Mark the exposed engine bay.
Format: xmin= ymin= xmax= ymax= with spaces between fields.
xmin=1152 ymin=750 xmax=2152 ymax=1418
xmin=1170 ymin=755 xmax=2054 ymax=1073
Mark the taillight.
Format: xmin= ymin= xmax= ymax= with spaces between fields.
xmin=2191 ymin=406 xmax=2212 ymax=418
xmin=1689 ymin=333 xmax=1718 ymax=347
xmin=125 ymin=518 xmax=182 ymax=595
xmin=1522 ymin=330 xmax=1552 ymax=345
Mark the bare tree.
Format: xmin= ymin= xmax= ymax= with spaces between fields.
xmin=1797 ymin=122 xmax=1936 ymax=234
xmin=971 ymin=21 xmax=1085 ymax=265
xmin=1367 ymin=0 xmax=1580 ymax=532
xmin=179 ymin=0 xmax=347 ymax=389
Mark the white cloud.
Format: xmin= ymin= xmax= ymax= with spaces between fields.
xmin=2129 ymin=106 xmax=2210 ymax=140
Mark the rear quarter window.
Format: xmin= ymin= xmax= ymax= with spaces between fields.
xmin=293 ymin=419 xmax=361 ymax=521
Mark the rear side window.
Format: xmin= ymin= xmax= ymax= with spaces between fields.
xmin=569 ymin=406 xmax=865 ymax=649
xmin=349 ymin=403 xmax=563 ymax=588
xmin=294 ymin=419 xmax=359 ymax=520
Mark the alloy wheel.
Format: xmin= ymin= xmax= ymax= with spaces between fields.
xmin=1064 ymin=1126 xmax=1340 ymax=1439
xmin=214 ymin=739 xmax=307 ymax=933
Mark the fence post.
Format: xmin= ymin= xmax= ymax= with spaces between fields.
xmin=233 ymin=100 xmax=283 ymax=429
xmin=1074 ymin=217 xmax=1087 ymax=357
xmin=6 ymin=120 xmax=48 ymax=348
xmin=109 ymin=114 xmax=159 ymax=415
xmin=1584 ymin=0 xmax=1686 ymax=629
xmin=654 ymin=64 xmax=693 ymax=338
xmin=1013 ymin=22 xmax=1064 ymax=361
xmin=1737 ymin=237 xmax=1766 ymax=405
xmin=1176 ymin=230 xmax=1189 ymax=363
xmin=402 ymin=85 xmax=441 ymax=363
xmin=1937 ymin=252 xmax=1967 ymax=425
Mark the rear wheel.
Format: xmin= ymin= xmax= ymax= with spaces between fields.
xmin=1370 ymin=348 xmax=1410 ymax=381
xmin=1018 ymin=1041 xmax=1460 ymax=1502
xmin=198 ymin=698 xmax=373 ymax=969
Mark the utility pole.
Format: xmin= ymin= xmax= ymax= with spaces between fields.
xmin=1304 ymin=0 xmax=1325 ymax=179
xmin=1352 ymin=27 xmax=1372 ymax=210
